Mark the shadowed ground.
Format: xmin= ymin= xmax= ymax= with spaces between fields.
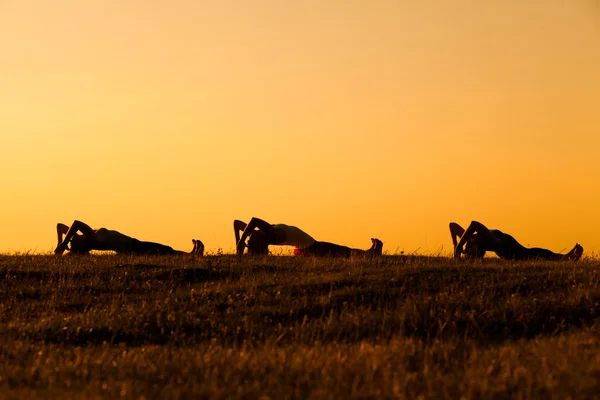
xmin=0 ymin=254 xmax=599 ymax=398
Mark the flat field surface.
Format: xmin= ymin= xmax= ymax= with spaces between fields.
xmin=0 ymin=255 xmax=599 ymax=399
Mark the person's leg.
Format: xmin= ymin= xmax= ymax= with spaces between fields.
xmin=565 ymin=243 xmax=583 ymax=261
xmin=192 ymin=239 xmax=205 ymax=255
xmin=306 ymin=239 xmax=384 ymax=258
xmin=296 ymin=239 xmax=382 ymax=258
xmin=522 ymin=247 xmax=561 ymax=260
xmin=369 ymin=238 xmax=383 ymax=256
xmin=349 ymin=238 xmax=384 ymax=257
xmin=565 ymin=244 xmax=584 ymax=261
xmin=525 ymin=244 xmax=583 ymax=261
xmin=301 ymin=241 xmax=351 ymax=257
xmin=130 ymin=239 xmax=179 ymax=255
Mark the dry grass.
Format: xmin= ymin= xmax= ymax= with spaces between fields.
xmin=0 ymin=254 xmax=599 ymax=399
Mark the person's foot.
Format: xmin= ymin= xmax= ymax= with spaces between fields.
xmin=191 ymin=239 xmax=205 ymax=256
xmin=196 ymin=240 xmax=204 ymax=256
xmin=565 ymin=243 xmax=584 ymax=261
xmin=369 ymin=238 xmax=383 ymax=256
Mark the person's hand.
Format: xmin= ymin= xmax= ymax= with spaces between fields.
xmin=236 ymin=240 xmax=246 ymax=256
xmin=454 ymin=244 xmax=463 ymax=259
xmin=55 ymin=241 xmax=68 ymax=255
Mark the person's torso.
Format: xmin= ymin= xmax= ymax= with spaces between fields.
xmin=491 ymin=229 xmax=527 ymax=259
xmin=273 ymin=224 xmax=316 ymax=249
xmin=95 ymin=228 xmax=134 ymax=253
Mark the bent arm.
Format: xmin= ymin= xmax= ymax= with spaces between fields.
xmin=449 ymin=222 xmax=465 ymax=248
xmin=455 ymin=220 xmax=498 ymax=258
xmin=57 ymin=223 xmax=70 ymax=245
xmin=455 ymin=221 xmax=485 ymax=256
xmin=55 ymin=220 xmax=97 ymax=255
xmin=233 ymin=220 xmax=247 ymax=246
xmin=237 ymin=217 xmax=275 ymax=255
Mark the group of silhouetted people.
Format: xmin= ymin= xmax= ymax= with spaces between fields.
xmin=53 ymin=218 xmax=584 ymax=261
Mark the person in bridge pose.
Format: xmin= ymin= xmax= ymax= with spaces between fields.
xmin=55 ymin=220 xmax=204 ymax=256
xmin=449 ymin=220 xmax=583 ymax=261
xmin=234 ymin=217 xmax=383 ymax=257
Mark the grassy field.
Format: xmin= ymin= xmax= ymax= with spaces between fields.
xmin=0 ymin=254 xmax=599 ymax=399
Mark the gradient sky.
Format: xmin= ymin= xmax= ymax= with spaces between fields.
xmin=1 ymin=0 xmax=599 ymax=255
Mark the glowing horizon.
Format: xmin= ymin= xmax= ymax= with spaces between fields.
xmin=1 ymin=0 xmax=599 ymax=255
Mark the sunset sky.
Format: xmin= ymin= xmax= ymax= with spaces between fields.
xmin=1 ymin=0 xmax=599 ymax=255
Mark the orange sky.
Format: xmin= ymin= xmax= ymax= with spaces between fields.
xmin=1 ymin=0 xmax=599 ymax=255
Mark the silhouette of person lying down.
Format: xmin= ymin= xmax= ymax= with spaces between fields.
xmin=450 ymin=221 xmax=583 ymax=261
xmin=55 ymin=220 xmax=204 ymax=256
xmin=234 ymin=217 xmax=383 ymax=257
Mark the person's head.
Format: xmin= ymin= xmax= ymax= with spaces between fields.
xmin=464 ymin=235 xmax=486 ymax=260
xmin=68 ymin=235 xmax=93 ymax=254
xmin=247 ymin=230 xmax=269 ymax=255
